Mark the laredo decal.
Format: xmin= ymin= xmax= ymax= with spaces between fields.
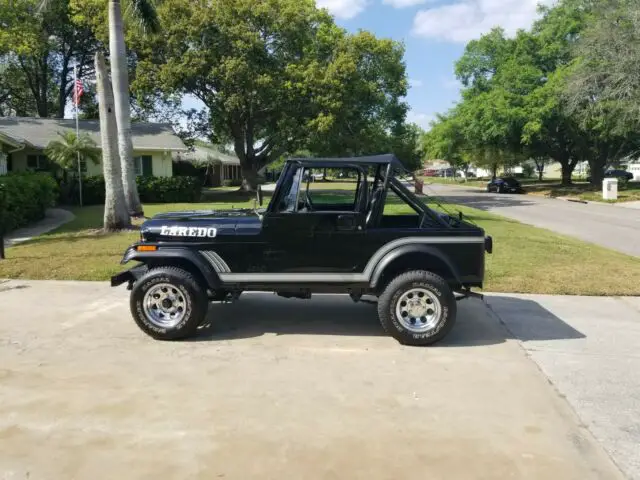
xmin=160 ymin=226 xmax=218 ymax=238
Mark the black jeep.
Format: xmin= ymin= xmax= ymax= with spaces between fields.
xmin=112 ymin=154 xmax=493 ymax=346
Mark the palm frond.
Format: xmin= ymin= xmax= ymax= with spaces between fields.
xmin=126 ymin=0 xmax=160 ymax=35
xmin=45 ymin=131 xmax=101 ymax=170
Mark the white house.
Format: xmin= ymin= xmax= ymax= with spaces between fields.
xmin=173 ymin=144 xmax=243 ymax=186
xmin=0 ymin=117 xmax=187 ymax=177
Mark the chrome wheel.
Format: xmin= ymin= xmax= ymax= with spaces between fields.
xmin=395 ymin=288 xmax=442 ymax=333
xmin=143 ymin=283 xmax=187 ymax=328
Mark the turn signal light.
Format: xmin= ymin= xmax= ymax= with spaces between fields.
xmin=136 ymin=245 xmax=157 ymax=252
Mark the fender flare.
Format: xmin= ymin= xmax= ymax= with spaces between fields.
xmin=369 ymin=244 xmax=462 ymax=289
xmin=119 ymin=246 xmax=222 ymax=289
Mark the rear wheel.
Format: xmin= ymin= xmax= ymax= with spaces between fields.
xmin=130 ymin=266 xmax=208 ymax=340
xmin=377 ymin=270 xmax=457 ymax=346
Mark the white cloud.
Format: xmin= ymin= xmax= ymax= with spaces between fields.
xmin=409 ymin=78 xmax=424 ymax=88
xmin=412 ymin=0 xmax=556 ymax=43
xmin=316 ymin=0 xmax=368 ymax=19
xmin=441 ymin=76 xmax=461 ymax=90
xmin=407 ymin=111 xmax=436 ymax=130
xmin=383 ymin=0 xmax=430 ymax=8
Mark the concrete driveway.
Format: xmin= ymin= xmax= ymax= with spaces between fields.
xmin=424 ymin=183 xmax=640 ymax=257
xmin=0 ymin=280 xmax=630 ymax=479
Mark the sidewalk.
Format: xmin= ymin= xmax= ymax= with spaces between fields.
xmin=3 ymin=208 xmax=75 ymax=247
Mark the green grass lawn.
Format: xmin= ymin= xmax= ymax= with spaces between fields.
xmin=525 ymin=181 xmax=640 ymax=203
xmin=2 ymin=191 xmax=640 ymax=295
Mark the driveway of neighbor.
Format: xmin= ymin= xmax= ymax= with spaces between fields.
xmin=485 ymin=294 xmax=640 ymax=480
xmin=424 ymin=183 xmax=640 ymax=257
xmin=0 ymin=280 xmax=628 ymax=480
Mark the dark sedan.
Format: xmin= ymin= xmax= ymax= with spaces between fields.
xmin=486 ymin=176 xmax=524 ymax=194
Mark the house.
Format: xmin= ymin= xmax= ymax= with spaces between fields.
xmin=0 ymin=117 xmax=187 ymax=177
xmin=173 ymin=143 xmax=243 ymax=186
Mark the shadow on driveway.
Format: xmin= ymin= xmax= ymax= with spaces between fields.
xmin=192 ymin=293 xmax=585 ymax=346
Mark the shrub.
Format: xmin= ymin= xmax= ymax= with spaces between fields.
xmin=173 ymin=160 xmax=207 ymax=181
xmin=137 ymin=176 xmax=202 ymax=203
xmin=0 ymin=172 xmax=58 ymax=233
xmin=57 ymin=175 xmax=202 ymax=205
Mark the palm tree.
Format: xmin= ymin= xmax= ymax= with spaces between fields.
xmin=95 ymin=51 xmax=130 ymax=230
xmin=45 ymin=131 xmax=101 ymax=172
xmin=38 ymin=0 xmax=159 ymax=218
xmin=108 ymin=0 xmax=159 ymax=218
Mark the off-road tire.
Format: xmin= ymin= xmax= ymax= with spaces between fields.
xmin=130 ymin=266 xmax=208 ymax=340
xmin=377 ymin=270 xmax=457 ymax=346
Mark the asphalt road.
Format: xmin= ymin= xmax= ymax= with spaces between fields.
xmin=0 ymin=280 xmax=630 ymax=480
xmin=424 ymin=183 xmax=640 ymax=257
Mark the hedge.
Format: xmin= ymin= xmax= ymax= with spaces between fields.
xmin=0 ymin=172 xmax=58 ymax=233
xmin=58 ymin=175 xmax=202 ymax=206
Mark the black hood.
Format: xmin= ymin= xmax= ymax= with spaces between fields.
xmin=141 ymin=208 xmax=262 ymax=242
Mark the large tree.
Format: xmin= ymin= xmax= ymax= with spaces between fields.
xmin=1 ymin=0 xmax=100 ymax=118
xmin=562 ymin=0 xmax=640 ymax=184
xmin=132 ymin=0 xmax=408 ymax=190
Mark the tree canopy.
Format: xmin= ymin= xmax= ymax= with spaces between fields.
xmin=131 ymin=0 xmax=413 ymax=189
xmin=425 ymin=0 xmax=640 ymax=186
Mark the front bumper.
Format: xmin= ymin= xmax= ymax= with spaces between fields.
xmin=110 ymin=264 xmax=148 ymax=289
xmin=485 ymin=235 xmax=493 ymax=254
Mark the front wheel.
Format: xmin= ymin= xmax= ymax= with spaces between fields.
xmin=377 ymin=270 xmax=457 ymax=346
xmin=130 ymin=266 xmax=208 ymax=340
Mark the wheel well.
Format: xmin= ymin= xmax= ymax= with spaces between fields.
xmin=144 ymin=258 xmax=213 ymax=292
xmin=374 ymin=252 xmax=460 ymax=295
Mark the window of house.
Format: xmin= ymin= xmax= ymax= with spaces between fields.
xmin=0 ymin=153 xmax=7 ymax=176
xmin=133 ymin=155 xmax=153 ymax=176
xmin=27 ymin=154 xmax=49 ymax=170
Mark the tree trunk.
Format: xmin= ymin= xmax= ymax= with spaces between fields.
xmin=588 ymin=160 xmax=605 ymax=187
xmin=108 ymin=0 xmax=143 ymax=217
xmin=557 ymin=157 xmax=577 ymax=186
xmin=95 ymin=52 xmax=130 ymax=231
xmin=240 ymin=160 xmax=259 ymax=192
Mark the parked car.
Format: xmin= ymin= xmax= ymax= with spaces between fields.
xmin=586 ymin=169 xmax=633 ymax=182
xmin=486 ymin=176 xmax=524 ymax=194
xmin=111 ymin=154 xmax=492 ymax=347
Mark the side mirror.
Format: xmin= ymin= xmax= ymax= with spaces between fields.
xmin=256 ymin=185 xmax=263 ymax=207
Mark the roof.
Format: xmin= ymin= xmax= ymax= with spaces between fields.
xmin=288 ymin=154 xmax=407 ymax=171
xmin=174 ymin=145 xmax=240 ymax=165
xmin=0 ymin=117 xmax=187 ymax=151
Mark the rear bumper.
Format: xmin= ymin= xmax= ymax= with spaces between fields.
xmin=110 ymin=265 xmax=148 ymax=289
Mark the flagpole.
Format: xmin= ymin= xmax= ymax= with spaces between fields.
xmin=74 ymin=65 xmax=83 ymax=207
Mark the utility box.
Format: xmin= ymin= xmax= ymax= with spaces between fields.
xmin=603 ymin=178 xmax=618 ymax=200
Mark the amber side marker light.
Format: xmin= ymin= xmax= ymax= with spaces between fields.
xmin=136 ymin=245 xmax=158 ymax=252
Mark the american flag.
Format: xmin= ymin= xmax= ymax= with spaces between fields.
xmin=73 ymin=78 xmax=84 ymax=106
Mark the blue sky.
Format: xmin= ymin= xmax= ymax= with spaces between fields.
xmin=179 ymin=0 xmax=551 ymax=132
xmin=320 ymin=0 xmax=552 ymax=130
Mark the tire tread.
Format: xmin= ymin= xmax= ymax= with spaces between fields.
xmin=377 ymin=269 xmax=456 ymax=346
